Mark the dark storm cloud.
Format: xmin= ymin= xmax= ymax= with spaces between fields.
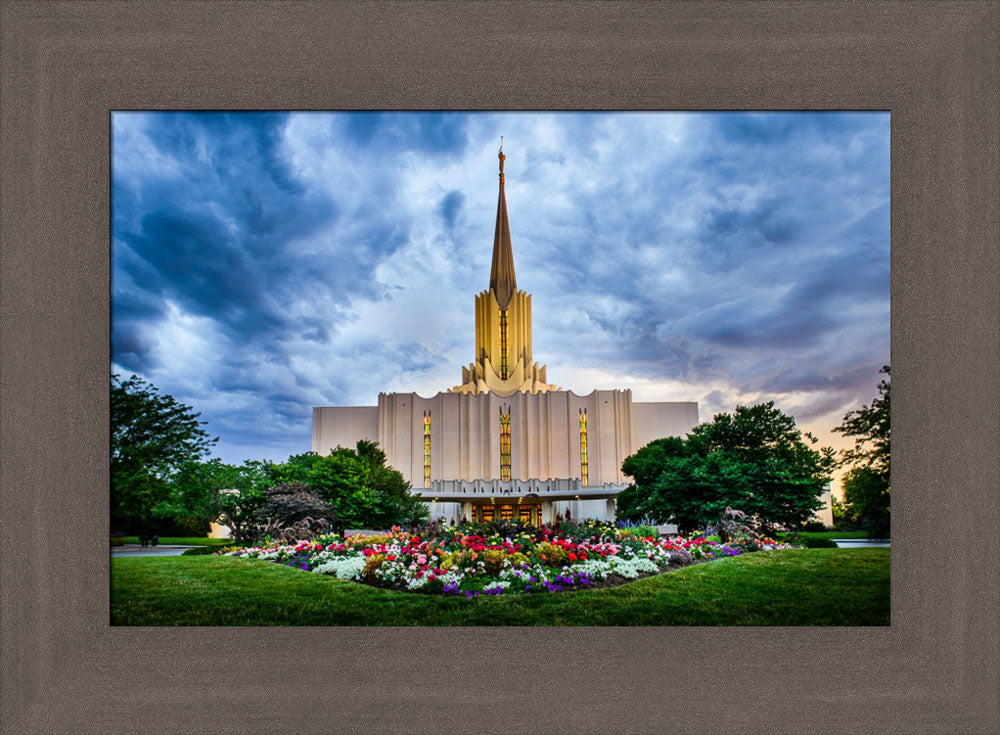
xmin=343 ymin=112 xmax=469 ymax=155
xmin=440 ymin=190 xmax=464 ymax=230
xmin=112 ymin=112 xmax=410 ymax=367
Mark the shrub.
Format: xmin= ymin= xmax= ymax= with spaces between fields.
xmin=801 ymin=537 xmax=838 ymax=548
xmin=535 ymin=542 xmax=567 ymax=567
xmin=668 ymin=548 xmax=693 ymax=565
xmin=616 ymin=525 xmax=658 ymax=540
xmin=345 ymin=533 xmax=394 ymax=549
xmin=452 ymin=550 xmax=478 ymax=569
xmin=801 ymin=520 xmax=828 ymax=532
xmin=483 ymin=549 xmax=508 ymax=576
xmin=362 ymin=553 xmax=387 ymax=580
xmin=509 ymin=552 xmax=529 ymax=569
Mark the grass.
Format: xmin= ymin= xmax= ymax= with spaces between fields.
xmin=117 ymin=536 xmax=233 ymax=546
xmin=111 ymin=548 xmax=890 ymax=626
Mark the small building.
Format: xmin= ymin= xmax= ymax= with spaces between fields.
xmin=312 ymin=143 xmax=699 ymax=524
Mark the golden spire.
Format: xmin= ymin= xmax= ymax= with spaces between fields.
xmin=489 ymin=137 xmax=516 ymax=310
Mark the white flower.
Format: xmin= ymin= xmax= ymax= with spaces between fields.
xmin=312 ymin=555 xmax=366 ymax=580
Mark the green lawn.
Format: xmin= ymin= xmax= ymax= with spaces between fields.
xmin=117 ymin=536 xmax=233 ymax=546
xmin=111 ymin=548 xmax=889 ymax=626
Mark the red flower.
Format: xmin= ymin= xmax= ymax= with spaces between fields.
xmin=386 ymin=555 xmax=396 ymax=561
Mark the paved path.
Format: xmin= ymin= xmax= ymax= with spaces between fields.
xmin=832 ymin=539 xmax=890 ymax=548
xmin=111 ymin=544 xmax=199 ymax=557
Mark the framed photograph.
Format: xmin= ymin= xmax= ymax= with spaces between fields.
xmin=2 ymin=1 xmax=996 ymax=733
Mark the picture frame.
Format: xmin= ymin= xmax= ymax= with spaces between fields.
xmin=2 ymin=1 xmax=996 ymax=732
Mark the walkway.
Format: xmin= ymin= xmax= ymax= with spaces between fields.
xmin=832 ymin=539 xmax=890 ymax=548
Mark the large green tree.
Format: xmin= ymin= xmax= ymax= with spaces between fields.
xmin=111 ymin=374 xmax=217 ymax=533
xmin=833 ymin=365 xmax=890 ymax=537
xmin=307 ymin=441 xmax=428 ymax=530
xmin=620 ymin=402 xmax=835 ymax=533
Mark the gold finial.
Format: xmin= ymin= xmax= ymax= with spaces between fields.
xmin=498 ymin=136 xmax=505 ymax=176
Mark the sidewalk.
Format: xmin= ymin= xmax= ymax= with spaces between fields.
xmin=832 ymin=539 xmax=890 ymax=548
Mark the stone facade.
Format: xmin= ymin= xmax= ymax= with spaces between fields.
xmin=312 ymin=390 xmax=697 ymax=489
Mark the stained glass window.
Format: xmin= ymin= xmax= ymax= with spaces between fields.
xmin=579 ymin=408 xmax=589 ymax=486
xmin=500 ymin=406 xmax=511 ymax=481
xmin=423 ymin=411 xmax=431 ymax=488
xmin=499 ymin=308 xmax=509 ymax=379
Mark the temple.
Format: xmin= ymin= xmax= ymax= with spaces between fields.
xmin=312 ymin=142 xmax=698 ymax=524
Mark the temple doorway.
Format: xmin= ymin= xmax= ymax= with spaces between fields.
xmin=472 ymin=502 xmax=543 ymax=526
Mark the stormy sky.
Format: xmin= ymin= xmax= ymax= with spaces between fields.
xmin=112 ymin=111 xmax=890 ymax=472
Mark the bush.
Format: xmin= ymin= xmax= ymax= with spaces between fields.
xmin=362 ymin=553 xmax=387 ymax=580
xmin=535 ymin=542 xmax=567 ymax=567
xmin=483 ymin=549 xmax=508 ymax=576
xmin=801 ymin=520 xmax=828 ymax=532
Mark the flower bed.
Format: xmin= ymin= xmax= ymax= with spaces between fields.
xmin=221 ymin=522 xmax=795 ymax=597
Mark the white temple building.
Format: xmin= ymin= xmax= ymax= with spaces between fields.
xmin=312 ymin=144 xmax=698 ymax=524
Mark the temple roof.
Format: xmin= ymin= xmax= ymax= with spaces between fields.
xmin=489 ymin=140 xmax=517 ymax=310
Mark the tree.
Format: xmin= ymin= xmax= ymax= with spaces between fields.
xmin=619 ymin=402 xmax=835 ymax=533
xmin=307 ymin=441 xmax=428 ymax=530
xmin=152 ymin=458 xmax=239 ymax=531
xmin=111 ymin=374 xmax=217 ymax=533
xmin=833 ymin=365 xmax=890 ymax=537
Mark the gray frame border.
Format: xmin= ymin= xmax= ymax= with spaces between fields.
xmin=2 ymin=1 xmax=997 ymax=733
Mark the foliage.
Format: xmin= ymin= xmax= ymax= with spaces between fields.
xmin=111 ymin=374 xmax=218 ymax=533
xmin=153 ymin=458 xmax=240 ymax=531
xmin=833 ymin=366 xmax=890 ymax=538
xmin=307 ymin=441 xmax=428 ymax=530
xmin=250 ymin=483 xmax=339 ymax=544
xmin=800 ymin=520 xmax=828 ymax=532
xmin=840 ymin=467 xmax=890 ymax=539
xmin=261 ymin=452 xmax=325 ymax=486
xmin=212 ymin=461 xmax=270 ymax=543
xmin=620 ymin=402 xmax=835 ymax=533
xmin=802 ymin=537 xmax=839 ymax=548
xmin=706 ymin=506 xmax=762 ymax=544
xmin=834 ymin=365 xmax=890 ymax=481
xmin=111 ymin=549 xmax=891 ymax=626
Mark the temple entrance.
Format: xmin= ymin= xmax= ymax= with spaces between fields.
xmin=472 ymin=502 xmax=543 ymax=526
